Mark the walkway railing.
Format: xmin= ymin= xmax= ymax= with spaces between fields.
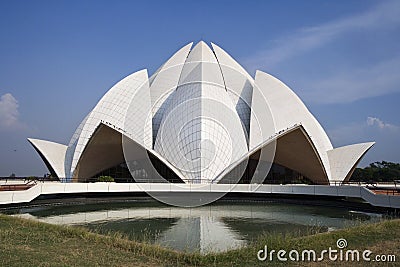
xmin=0 ymin=181 xmax=399 ymax=208
xmin=1 ymin=177 xmax=399 ymax=187
xmin=0 ymin=184 xmax=34 ymax=191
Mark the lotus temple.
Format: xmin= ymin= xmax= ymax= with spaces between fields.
xmin=1 ymin=41 xmax=397 ymax=209
xmin=28 ymin=41 xmax=374 ymax=185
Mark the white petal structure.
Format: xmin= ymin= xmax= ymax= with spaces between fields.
xmin=28 ymin=41 xmax=375 ymax=184
xmin=63 ymin=70 xmax=150 ymax=181
xmin=149 ymin=42 xmax=193 ymax=145
xmin=211 ymin=43 xmax=254 ymax=142
xmin=154 ymin=42 xmax=248 ymax=183
xmin=28 ymin=138 xmax=67 ymax=178
xmin=253 ymin=71 xmax=334 ymax=181
xmin=327 ymin=142 xmax=375 ymax=183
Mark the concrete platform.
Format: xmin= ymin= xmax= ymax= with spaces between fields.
xmin=0 ymin=182 xmax=399 ymax=209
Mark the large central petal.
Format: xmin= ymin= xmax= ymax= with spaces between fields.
xmin=154 ymin=42 xmax=248 ymax=183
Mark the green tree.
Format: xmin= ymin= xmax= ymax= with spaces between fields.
xmin=350 ymin=161 xmax=400 ymax=182
xmin=97 ymin=176 xmax=115 ymax=182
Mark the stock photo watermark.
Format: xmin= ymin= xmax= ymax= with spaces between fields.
xmin=257 ymin=238 xmax=396 ymax=263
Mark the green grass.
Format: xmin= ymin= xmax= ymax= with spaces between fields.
xmin=0 ymin=214 xmax=398 ymax=266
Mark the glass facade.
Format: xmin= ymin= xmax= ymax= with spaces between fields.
xmin=93 ymin=150 xmax=313 ymax=185
xmin=93 ymin=152 xmax=184 ymax=183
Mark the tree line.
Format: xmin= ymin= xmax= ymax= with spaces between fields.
xmin=350 ymin=161 xmax=400 ymax=183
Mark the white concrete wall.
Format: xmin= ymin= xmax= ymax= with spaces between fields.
xmin=0 ymin=182 xmax=399 ymax=209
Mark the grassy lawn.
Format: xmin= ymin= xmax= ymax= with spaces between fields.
xmin=0 ymin=214 xmax=398 ymax=266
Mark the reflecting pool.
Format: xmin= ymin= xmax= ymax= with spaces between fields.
xmin=13 ymin=201 xmax=383 ymax=253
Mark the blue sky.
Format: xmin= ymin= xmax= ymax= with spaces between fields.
xmin=0 ymin=0 xmax=399 ymax=176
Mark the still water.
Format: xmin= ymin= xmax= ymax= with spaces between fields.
xmin=14 ymin=201 xmax=383 ymax=253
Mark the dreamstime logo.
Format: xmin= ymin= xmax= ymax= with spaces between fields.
xmin=122 ymin=62 xmax=277 ymax=207
xmin=336 ymin=238 xmax=347 ymax=249
xmin=257 ymin=238 xmax=396 ymax=263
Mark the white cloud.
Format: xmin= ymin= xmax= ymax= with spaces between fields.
xmin=302 ymin=56 xmax=400 ymax=103
xmin=327 ymin=118 xmax=400 ymax=166
xmin=243 ymin=1 xmax=400 ymax=104
xmin=0 ymin=93 xmax=27 ymax=131
xmin=328 ymin=117 xmax=398 ymax=146
xmin=367 ymin=116 xmax=398 ymax=130
xmin=245 ymin=1 xmax=400 ymax=69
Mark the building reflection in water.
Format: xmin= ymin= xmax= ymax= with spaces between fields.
xmin=15 ymin=203 xmax=382 ymax=253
